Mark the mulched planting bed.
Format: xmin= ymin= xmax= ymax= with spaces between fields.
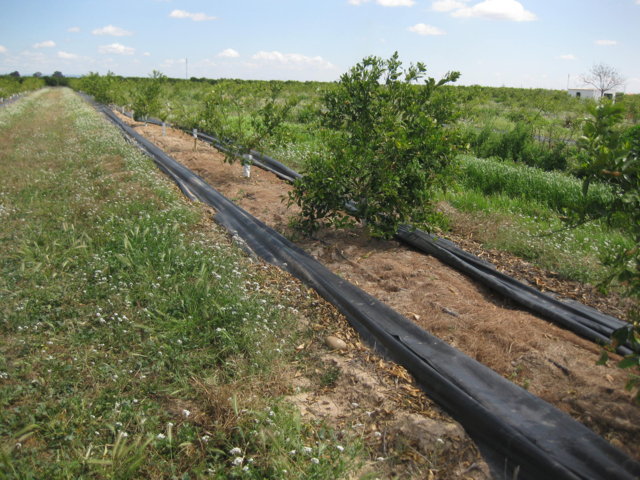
xmin=118 ymin=113 xmax=640 ymax=461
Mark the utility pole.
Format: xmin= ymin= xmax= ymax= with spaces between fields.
xmin=185 ymin=58 xmax=188 ymax=80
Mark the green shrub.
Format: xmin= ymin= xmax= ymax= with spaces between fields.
xmin=290 ymin=52 xmax=461 ymax=238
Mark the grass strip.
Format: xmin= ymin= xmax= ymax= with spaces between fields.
xmin=439 ymin=156 xmax=633 ymax=285
xmin=0 ymin=88 xmax=363 ymax=479
xmin=456 ymin=155 xmax=614 ymax=213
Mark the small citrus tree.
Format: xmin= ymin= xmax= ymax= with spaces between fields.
xmin=80 ymin=71 xmax=119 ymax=105
xmin=289 ymin=52 xmax=461 ymax=238
xmin=578 ymin=102 xmax=640 ymax=399
xmin=132 ymin=70 xmax=166 ymax=122
xmin=199 ymin=82 xmax=296 ymax=171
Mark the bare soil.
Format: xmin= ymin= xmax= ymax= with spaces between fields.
xmin=118 ymin=115 xmax=640 ymax=463
xmin=263 ymin=268 xmax=490 ymax=478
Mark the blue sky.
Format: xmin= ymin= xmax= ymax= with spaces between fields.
xmin=1 ymin=0 xmax=639 ymax=92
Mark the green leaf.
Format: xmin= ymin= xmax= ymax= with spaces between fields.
xmin=617 ymin=355 xmax=640 ymax=370
xmin=596 ymin=350 xmax=610 ymax=366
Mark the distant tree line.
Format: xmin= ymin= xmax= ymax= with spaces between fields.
xmin=1 ymin=71 xmax=68 ymax=89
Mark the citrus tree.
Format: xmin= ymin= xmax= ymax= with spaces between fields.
xmin=199 ymin=82 xmax=297 ymax=167
xmin=77 ymin=71 xmax=123 ymax=105
xmin=132 ymin=71 xmax=166 ymax=122
xmin=289 ymin=52 xmax=462 ymax=238
xmin=578 ymin=102 xmax=640 ymax=399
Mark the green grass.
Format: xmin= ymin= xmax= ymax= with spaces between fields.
xmin=439 ymin=160 xmax=633 ymax=285
xmin=0 ymin=88 xmax=364 ymax=479
xmin=456 ymin=155 xmax=614 ymax=213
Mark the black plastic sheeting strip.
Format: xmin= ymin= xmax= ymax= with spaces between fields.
xmin=122 ymin=113 xmax=303 ymax=183
xmin=201 ymin=133 xmax=633 ymax=355
xmin=185 ymin=128 xmax=303 ymax=183
xmin=97 ymin=103 xmax=640 ymax=480
xmin=248 ymin=150 xmax=302 ymax=183
xmin=114 ymin=107 xmax=633 ymax=355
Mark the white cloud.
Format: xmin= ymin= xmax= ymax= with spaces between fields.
xmin=33 ymin=40 xmax=56 ymax=49
xmin=449 ymin=0 xmax=537 ymax=21
xmin=143 ymin=52 xmax=151 ymax=57
xmin=595 ymin=39 xmax=617 ymax=46
xmin=432 ymin=0 xmax=468 ymax=11
xmin=349 ymin=0 xmax=415 ymax=5
xmin=92 ymin=25 xmax=133 ymax=36
xmin=161 ymin=58 xmax=186 ymax=68
xmin=98 ymin=43 xmax=135 ymax=55
xmin=408 ymin=23 xmax=446 ymax=35
xmin=20 ymin=50 xmax=45 ymax=59
xmin=378 ymin=0 xmax=415 ymax=5
xmin=558 ymin=54 xmax=576 ymax=60
xmin=58 ymin=51 xmax=79 ymax=60
xmin=0 ymin=45 xmax=7 ymax=54
xmin=169 ymin=10 xmax=217 ymax=21
xmin=67 ymin=26 xmax=81 ymax=33
xmin=251 ymin=51 xmax=335 ymax=70
xmin=217 ymin=48 xmax=240 ymax=58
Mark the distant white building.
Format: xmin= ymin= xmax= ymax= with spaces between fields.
xmin=567 ymin=88 xmax=618 ymax=100
xmin=568 ymin=88 xmax=598 ymax=99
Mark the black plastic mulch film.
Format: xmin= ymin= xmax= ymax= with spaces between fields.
xmin=98 ymin=103 xmax=639 ymax=480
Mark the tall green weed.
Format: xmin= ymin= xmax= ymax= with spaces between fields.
xmin=456 ymin=155 xmax=613 ymax=214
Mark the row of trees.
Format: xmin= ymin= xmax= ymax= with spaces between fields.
xmin=73 ymin=59 xmax=638 ymax=394
xmin=0 ymin=72 xmax=71 ymax=97
xmin=5 ymin=71 xmax=65 ymax=79
xmin=0 ymin=75 xmax=45 ymax=98
xmin=75 ymin=56 xmax=462 ymax=237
